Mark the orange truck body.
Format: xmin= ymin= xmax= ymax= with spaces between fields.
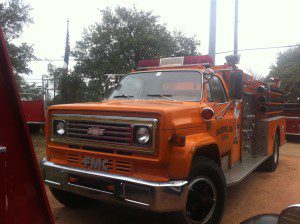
xmin=41 ymin=55 xmax=286 ymax=216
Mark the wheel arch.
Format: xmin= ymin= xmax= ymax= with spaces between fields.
xmin=275 ymin=124 xmax=281 ymax=145
xmin=192 ymin=144 xmax=221 ymax=167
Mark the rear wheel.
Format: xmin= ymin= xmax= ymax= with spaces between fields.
xmin=49 ymin=187 xmax=97 ymax=208
xmin=174 ymin=157 xmax=227 ymax=224
xmin=260 ymin=133 xmax=280 ymax=172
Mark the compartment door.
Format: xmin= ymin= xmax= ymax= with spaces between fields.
xmin=241 ymin=93 xmax=255 ymax=161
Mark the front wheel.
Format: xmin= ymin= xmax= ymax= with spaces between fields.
xmin=174 ymin=157 xmax=227 ymax=224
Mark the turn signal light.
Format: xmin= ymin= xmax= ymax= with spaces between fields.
xmin=170 ymin=135 xmax=186 ymax=147
xmin=201 ymin=107 xmax=214 ymax=120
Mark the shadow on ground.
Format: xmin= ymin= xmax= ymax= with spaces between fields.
xmin=53 ymin=199 xmax=174 ymax=224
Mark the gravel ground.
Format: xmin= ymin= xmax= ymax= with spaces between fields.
xmin=31 ymin=132 xmax=300 ymax=224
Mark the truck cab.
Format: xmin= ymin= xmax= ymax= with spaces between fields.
xmin=41 ymin=55 xmax=286 ymax=224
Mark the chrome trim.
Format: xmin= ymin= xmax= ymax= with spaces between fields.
xmin=286 ymin=117 xmax=300 ymax=119
xmin=45 ymin=180 xmax=60 ymax=186
xmin=41 ymin=158 xmax=188 ymax=212
xmin=51 ymin=114 xmax=158 ymax=154
xmin=0 ymin=147 xmax=6 ymax=154
xmin=225 ymin=155 xmax=270 ymax=187
xmin=27 ymin=122 xmax=45 ymax=124
xmin=286 ymin=133 xmax=300 ymax=136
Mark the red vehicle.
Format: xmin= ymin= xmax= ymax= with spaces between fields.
xmin=283 ymin=103 xmax=300 ymax=137
xmin=0 ymin=26 xmax=53 ymax=223
xmin=21 ymin=99 xmax=45 ymax=125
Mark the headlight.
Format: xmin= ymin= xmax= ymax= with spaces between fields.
xmin=134 ymin=126 xmax=151 ymax=145
xmin=55 ymin=120 xmax=66 ymax=136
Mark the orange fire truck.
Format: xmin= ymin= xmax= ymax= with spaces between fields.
xmin=41 ymin=55 xmax=286 ymax=224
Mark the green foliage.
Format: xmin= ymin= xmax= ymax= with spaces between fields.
xmin=269 ymin=45 xmax=300 ymax=103
xmin=0 ymin=0 xmax=32 ymax=40
xmin=0 ymin=0 xmax=35 ymax=99
xmin=53 ymin=73 xmax=87 ymax=104
xmin=172 ymin=31 xmax=199 ymax=56
xmin=7 ymin=42 xmax=34 ymax=74
xmin=16 ymin=75 xmax=42 ymax=100
xmin=72 ymin=7 xmax=200 ymax=101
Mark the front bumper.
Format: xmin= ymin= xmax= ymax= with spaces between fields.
xmin=41 ymin=158 xmax=188 ymax=212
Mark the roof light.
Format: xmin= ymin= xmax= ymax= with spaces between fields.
xmin=137 ymin=55 xmax=214 ymax=69
xmin=183 ymin=55 xmax=213 ymax=66
xmin=137 ymin=59 xmax=160 ymax=68
xmin=160 ymin=57 xmax=184 ymax=67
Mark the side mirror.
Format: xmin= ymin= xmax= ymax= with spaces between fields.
xmin=229 ymin=72 xmax=243 ymax=100
xmin=278 ymin=204 xmax=300 ymax=224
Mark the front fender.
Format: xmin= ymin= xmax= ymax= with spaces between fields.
xmin=167 ymin=133 xmax=219 ymax=179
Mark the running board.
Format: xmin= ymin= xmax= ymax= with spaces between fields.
xmin=224 ymin=155 xmax=270 ymax=187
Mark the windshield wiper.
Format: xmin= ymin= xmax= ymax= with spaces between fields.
xmin=147 ymin=94 xmax=173 ymax=99
xmin=113 ymin=94 xmax=135 ymax=99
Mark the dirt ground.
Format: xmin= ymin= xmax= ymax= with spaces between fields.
xmin=31 ymin=132 xmax=300 ymax=224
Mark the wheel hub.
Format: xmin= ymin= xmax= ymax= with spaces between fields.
xmin=184 ymin=177 xmax=217 ymax=224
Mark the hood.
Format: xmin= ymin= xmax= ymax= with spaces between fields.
xmin=49 ymin=100 xmax=204 ymax=130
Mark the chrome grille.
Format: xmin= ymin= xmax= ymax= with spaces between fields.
xmin=51 ymin=114 xmax=158 ymax=154
xmin=65 ymin=120 xmax=132 ymax=145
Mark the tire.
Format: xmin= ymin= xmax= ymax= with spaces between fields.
xmin=174 ymin=157 xmax=227 ymax=224
xmin=49 ymin=187 xmax=97 ymax=208
xmin=260 ymin=133 xmax=280 ymax=172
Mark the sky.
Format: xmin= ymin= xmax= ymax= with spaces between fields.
xmin=18 ymin=0 xmax=300 ymax=86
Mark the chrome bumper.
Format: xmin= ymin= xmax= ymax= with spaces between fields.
xmin=41 ymin=158 xmax=188 ymax=212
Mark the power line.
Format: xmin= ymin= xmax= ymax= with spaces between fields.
xmin=30 ymin=57 xmax=77 ymax=62
xmin=28 ymin=44 xmax=298 ymax=62
xmin=216 ymin=44 xmax=298 ymax=55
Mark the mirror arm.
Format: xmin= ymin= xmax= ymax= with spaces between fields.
xmin=215 ymin=100 xmax=237 ymax=120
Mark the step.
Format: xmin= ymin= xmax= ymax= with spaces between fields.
xmin=224 ymin=155 xmax=269 ymax=187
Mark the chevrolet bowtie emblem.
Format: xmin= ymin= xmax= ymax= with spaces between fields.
xmin=87 ymin=127 xmax=105 ymax=136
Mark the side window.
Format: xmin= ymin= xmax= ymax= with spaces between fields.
xmin=206 ymin=83 xmax=213 ymax=102
xmin=208 ymin=76 xmax=227 ymax=103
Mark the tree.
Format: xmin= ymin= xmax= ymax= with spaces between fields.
xmin=0 ymin=0 xmax=35 ymax=98
xmin=269 ymin=45 xmax=300 ymax=103
xmin=73 ymin=7 xmax=200 ymax=100
xmin=172 ymin=31 xmax=199 ymax=56
xmin=16 ymin=75 xmax=42 ymax=100
xmin=53 ymin=72 xmax=87 ymax=104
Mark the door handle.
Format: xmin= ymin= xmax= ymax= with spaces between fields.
xmin=0 ymin=147 xmax=6 ymax=154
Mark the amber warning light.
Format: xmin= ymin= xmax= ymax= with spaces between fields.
xmin=201 ymin=107 xmax=215 ymax=120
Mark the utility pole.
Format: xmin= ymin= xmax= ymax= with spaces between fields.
xmin=42 ymin=75 xmax=46 ymax=112
xmin=209 ymin=0 xmax=217 ymax=64
xmin=46 ymin=77 xmax=49 ymax=102
xmin=234 ymin=0 xmax=239 ymax=55
xmin=42 ymin=75 xmax=45 ymax=99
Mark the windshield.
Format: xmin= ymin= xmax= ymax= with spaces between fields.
xmin=108 ymin=71 xmax=203 ymax=101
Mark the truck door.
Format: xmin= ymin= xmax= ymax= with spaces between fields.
xmin=206 ymin=76 xmax=236 ymax=154
xmin=0 ymin=146 xmax=6 ymax=223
